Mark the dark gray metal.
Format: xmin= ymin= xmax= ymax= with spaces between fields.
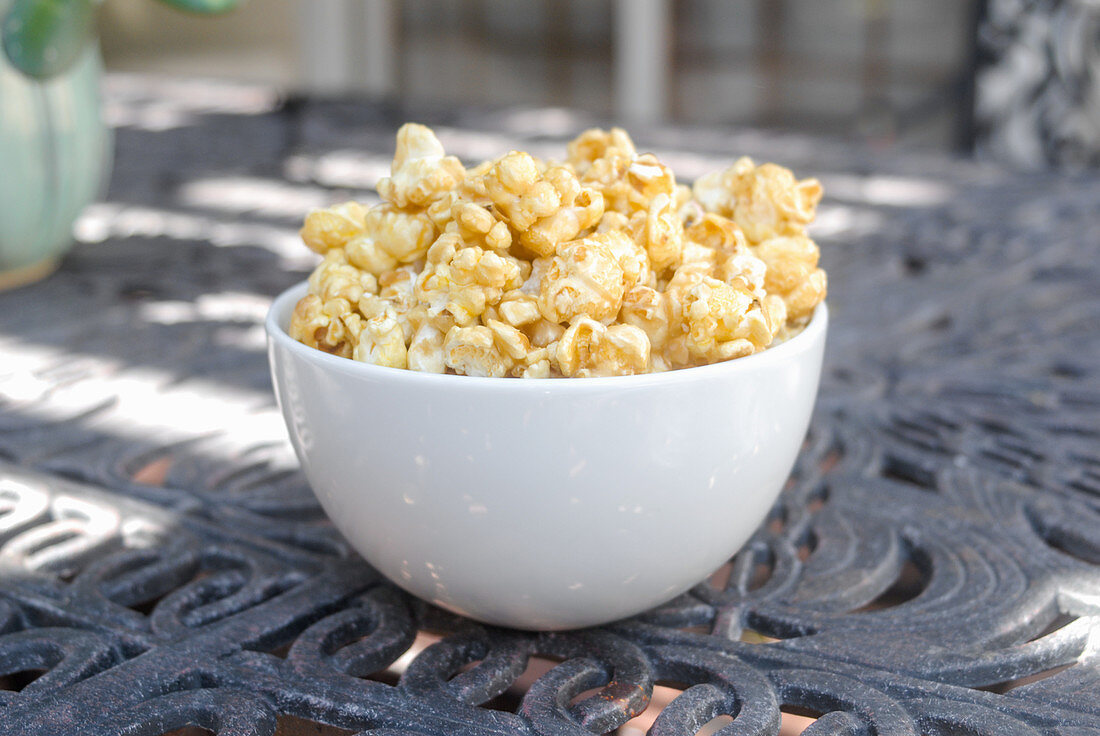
xmin=1 ymin=80 xmax=1099 ymax=735
xmin=976 ymin=0 xmax=1100 ymax=169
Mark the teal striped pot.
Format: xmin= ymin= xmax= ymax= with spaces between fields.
xmin=0 ymin=37 xmax=110 ymax=287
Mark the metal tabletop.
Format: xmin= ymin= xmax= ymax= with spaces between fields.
xmin=1 ymin=78 xmax=1099 ymax=736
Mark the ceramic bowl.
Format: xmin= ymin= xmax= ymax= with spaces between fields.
xmin=0 ymin=44 xmax=110 ymax=288
xmin=266 ymin=282 xmax=827 ymax=630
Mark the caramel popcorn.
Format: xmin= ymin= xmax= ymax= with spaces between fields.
xmin=496 ymin=290 xmax=541 ymax=327
xmin=537 ymin=233 xmax=628 ymax=324
xmin=406 ymin=324 xmax=447 ymax=373
xmin=753 ymin=235 xmax=827 ymax=322
xmin=631 ymin=191 xmax=683 ymax=273
xmin=444 ymin=325 xmax=514 ymax=378
xmin=521 ymin=185 xmax=603 ymax=257
xmin=685 ymin=213 xmax=749 ymax=255
xmin=692 ymin=157 xmax=823 ymax=244
xmin=557 ymin=319 xmax=651 ymax=377
xmin=376 ymin=124 xmax=465 ymax=208
xmin=308 ymin=249 xmax=378 ymax=304
xmin=416 ymin=233 xmax=526 ymax=326
xmin=290 ymin=123 xmax=826 ymax=377
xmin=342 ymin=208 xmax=429 ymax=276
xmin=620 ymin=284 xmax=673 ymax=352
xmin=679 ymin=276 xmax=776 ymax=363
xmin=300 ymin=201 xmax=369 ymax=254
xmin=429 ymin=193 xmax=512 ymax=252
xmin=483 ymin=153 xmax=569 ymax=231
xmin=354 ymin=300 xmax=407 ymax=369
xmin=567 ymin=127 xmax=636 ymax=180
xmin=288 ymin=294 xmax=364 ymax=359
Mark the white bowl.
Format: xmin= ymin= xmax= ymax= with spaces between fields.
xmin=266 ymin=282 xmax=827 ymax=630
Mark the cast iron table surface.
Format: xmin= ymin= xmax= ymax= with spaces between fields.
xmin=1 ymin=78 xmax=1099 ymax=735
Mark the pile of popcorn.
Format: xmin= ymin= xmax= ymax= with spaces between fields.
xmin=289 ymin=124 xmax=826 ymax=378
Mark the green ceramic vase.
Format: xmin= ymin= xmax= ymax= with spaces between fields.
xmin=0 ymin=34 xmax=110 ymax=287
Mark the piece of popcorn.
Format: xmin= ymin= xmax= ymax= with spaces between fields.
xmin=620 ymin=284 xmax=673 ymax=351
xmin=429 ymin=193 xmax=512 ymax=252
xmin=691 ymin=162 xmax=741 ymax=216
xmin=692 ymin=157 xmax=822 ymax=243
xmin=288 ymin=294 xmax=364 ymax=359
xmin=673 ymin=183 xmax=694 ymax=211
xmin=663 ymin=254 xmax=770 ymax=360
xmin=764 ymin=293 xmax=789 ymax=333
xmin=596 ymin=210 xmax=630 ymax=233
xmin=685 ymin=213 xmax=749 ymax=255
xmin=537 ymin=233 xmax=627 ymax=324
xmin=520 ymin=354 xmax=552 ymax=379
xmin=353 ymin=299 xmax=408 ymax=369
xmin=678 ymin=200 xmax=705 ymax=229
xmin=556 ymin=318 xmax=651 ymax=377
xmin=674 ymin=184 xmax=704 ymax=228
xmin=308 ymin=249 xmax=379 ymax=304
xmin=521 ymin=185 xmax=605 ymax=257
xmin=718 ymin=251 xmax=768 ymax=300
xmin=673 ymin=241 xmax=720 ymax=281
xmin=444 ymin=325 xmax=515 ymax=377
xmin=663 ymin=263 xmax=713 ymax=340
xmin=377 ymin=265 xmax=419 ymax=305
xmin=566 ymin=127 xmax=637 ymax=179
xmin=680 ymin=276 xmax=779 ymax=362
xmin=376 ymin=123 xmax=465 ymax=208
xmin=416 ymin=233 xmax=525 ymax=325
xmin=496 ymin=290 xmax=542 ymax=327
xmin=767 ymin=298 xmax=795 ymax=342
xmin=614 ymin=154 xmax=678 ymax=213
xmin=509 ymin=343 xmax=555 ymax=378
xmin=600 ymin=228 xmax=650 ymax=291
xmin=660 ymin=334 xmax=694 ymax=370
xmin=406 ymin=302 xmax=456 ymax=339
xmin=481 ymin=152 xmax=566 ymax=231
xmin=299 ymin=201 xmax=368 ymax=254
xmin=372 ymin=265 xmax=423 ymax=337
xmin=407 ymin=323 xmax=447 ymax=373
xmin=630 ymin=192 xmax=683 ymax=273
xmin=346 ymin=205 xmax=437 ymax=275
xmin=754 ymin=235 xmax=827 ymax=322
xmin=455 ymin=158 xmax=495 ymax=196
xmin=525 ymin=318 xmax=566 ymax=348
xmin=588 ymin=150 xmax=678 ymax=217
xmin=486 ymin=319 xmax=531 ymax=361
xmin=481 ymin=155 xmax=605 ymax=257
xmin=520 ymin=255 xmax=550 ymax=294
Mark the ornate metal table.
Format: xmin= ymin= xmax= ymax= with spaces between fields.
xmin=1 ymin=79 xmax=1099 ymax=735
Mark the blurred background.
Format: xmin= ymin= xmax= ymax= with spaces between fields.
xmin=94 ymin=0 xmax=1100 ymax=170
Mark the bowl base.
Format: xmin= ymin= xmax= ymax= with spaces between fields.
xmin=0 ymin=257 xmax=59 ymax=292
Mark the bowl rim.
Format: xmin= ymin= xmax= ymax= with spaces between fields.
xmin=266 ymin=280 xmax=827 ymax=390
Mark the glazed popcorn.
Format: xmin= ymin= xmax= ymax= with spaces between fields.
xmin=537 ymin=233 xmax=629 ymax=324
xmin=416 ymin=233 xmax=527 ymax=326
xmin=376 ymin=123 xmax=464 ymax=208
xmin=345 ymin=205 xmax=436 ymax=274
xmin=692 ymin=157 xmax=823 ymax=244
xmin=308 ymin=249 xmax=378 ymax=304
xmin=290 ymin=123 xmax=826 ymax=377
xmin=299 ymin=201 xmax=370 ymax=254
xmin=289 ymin=294 xmax=364 ymax=359
xmin=754 ymin=234 xmax=827 ymax=323
xmin=557 ymin=319 xmax=651 ymax=377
